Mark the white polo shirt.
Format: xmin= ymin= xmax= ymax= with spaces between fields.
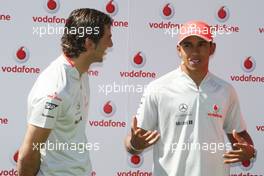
xmin=137 ymin=67 xmax=246 ymax=176
xmin=27 ymin=55 xmax=92 ymax=176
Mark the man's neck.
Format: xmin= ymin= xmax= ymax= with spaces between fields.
xmin=71 ymin=54 xmax=93 ymax=76
xmin=180 ymin=65 xmax=208 ymax=87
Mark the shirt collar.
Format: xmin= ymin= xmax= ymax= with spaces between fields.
xmin=177 ymin=66 xmax=211 ymax=89
xmin=61 ymin=54 xmax=81 ymax=80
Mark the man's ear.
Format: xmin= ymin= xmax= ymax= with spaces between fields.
xmin=85 ymin=38 xmax=95 ymax=50
xmin=210 ymin=43 xmax=216 ymax=56
xmin=177 ymin=45 xmax=182 ymax=57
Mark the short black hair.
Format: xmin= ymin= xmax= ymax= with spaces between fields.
xmin=61 ymin=8 xmax=113 ymax=58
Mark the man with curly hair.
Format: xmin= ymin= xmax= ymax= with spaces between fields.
xmin=17 ymin=8 xmax=113 ymax=176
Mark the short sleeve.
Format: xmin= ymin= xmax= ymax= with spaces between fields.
xmin=136 ymin=84 xmax=158 ymax=131
xmin=27 ymin=93 xmax=62 ymax=129
xmin=223 ymin=86 xmax=247 ymax=133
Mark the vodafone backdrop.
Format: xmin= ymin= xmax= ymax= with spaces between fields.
xmin=0 ymin=0 xmax=263 ymax=176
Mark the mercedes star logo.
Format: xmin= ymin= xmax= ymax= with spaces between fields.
xmin=179 ymin=103 xmax=188 ymax=113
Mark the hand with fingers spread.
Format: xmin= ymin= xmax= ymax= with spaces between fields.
xmin=223 ymin=130 xmax=255 ymax=164
xmin=129 ymin=116 xmax=160 ymax=153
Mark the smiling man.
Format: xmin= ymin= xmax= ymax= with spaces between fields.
xmin=17 ymin=8 xmax=113 ymax=176
xmin=125 ymin=21 xmax=256 ymax=176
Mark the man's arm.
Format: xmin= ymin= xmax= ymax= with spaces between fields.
xmin=124 ymin=117 xmax=160 ymax=154
xmin=17 ymin=124 xmax=51 ymax=176
xmin=224 ymin=130 xmax=255 ymax=164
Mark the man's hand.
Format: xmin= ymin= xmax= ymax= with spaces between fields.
xmin=130 ymin=117 xmax=160 ymax=151
xmin=125 ymin=117 xmax=160 ymax=154
xmin=223 ymin=130 xmax=255 ymax=164
xmin=17 ymin=124 xmax=51 ymax=176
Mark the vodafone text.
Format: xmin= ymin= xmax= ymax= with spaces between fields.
xmin=256 ymin=125 xmax=264 ymax=132
xmin=230 ymin=173 xmax=263 ymax=176
xmin=120 ymin=70 xmax=156 ymax=78
xmin=1 ymin=65 xmax=40 ymax=74
xmin=259 ymin=28 xmax=264 ymax=33
xmin=116 ymin=170 xmax=152 ymax=176
xmin=32 ymin=16 xmax=66 ymax=24
xmin=87 ymin=70 xmax=99 ymax=77
xmin=89 ymin=120 xmax=126 ymax=128
xmin=230 ymin=75 xmax=264 ymax=83
xmin=0 ymin=14 xmax=11 ymax=21
xmin=0 ymin=169 xmax=17 ymax=176
xmin=112 ymin=20 xmax=129 ymax=28
xmin=0 ymin=117 xmax=8 ymax=125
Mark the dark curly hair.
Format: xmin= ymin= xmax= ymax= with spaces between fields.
xmin=61 ymin=8 xmax=113 ymax=58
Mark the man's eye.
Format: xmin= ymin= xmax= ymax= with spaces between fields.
xmin=199 ymin=42 xmax=207 ymax=47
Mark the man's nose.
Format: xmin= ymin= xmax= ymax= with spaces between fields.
xmin=191 ymin=46 xmax=200 ymax=55
xmin=109 ymin=39 xmax=113 ymax=47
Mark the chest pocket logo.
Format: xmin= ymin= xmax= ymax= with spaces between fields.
xmin=179 ymin=103 xmax=188 ymax=113
xmin=208 ymin=104 xmax=223 ymax=118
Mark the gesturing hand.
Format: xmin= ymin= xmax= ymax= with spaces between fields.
xmin=223 ymin=130 xmax=255 ymax=164
xmin=130 ymin=117 xmax=160 ymax=151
